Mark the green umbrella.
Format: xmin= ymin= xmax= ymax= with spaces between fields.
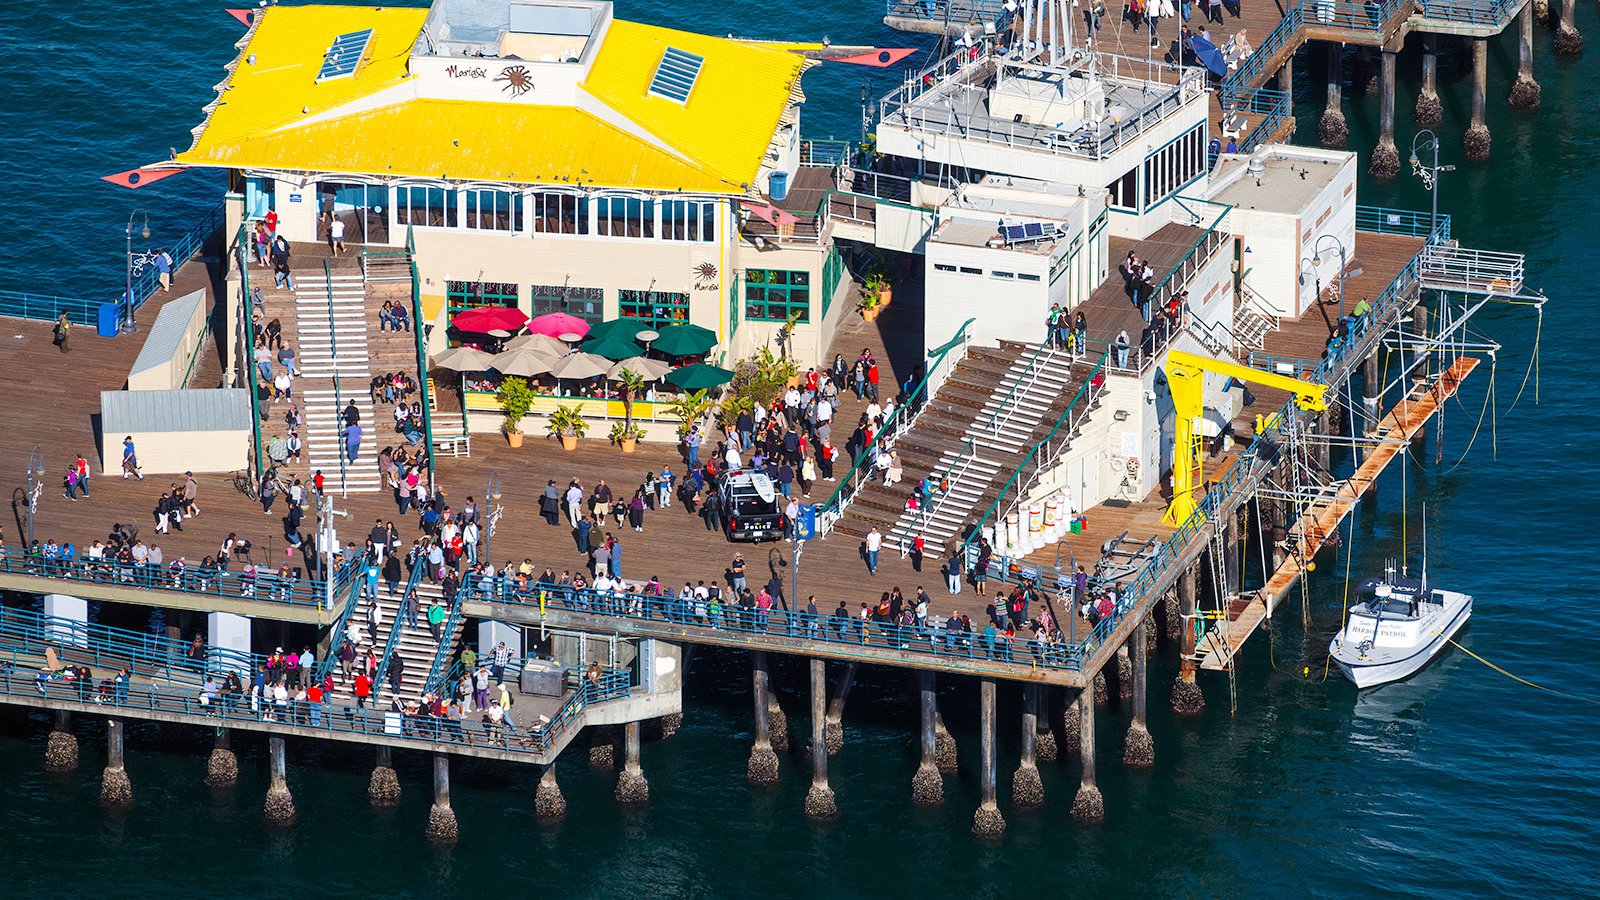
xmin=665 ymin=362 xmax=734 ymax=390
xmin=652 ymin=323 xmax=718 ymax=357
xmin=585 ymin=318 xmax=648 ymax=342
xmin=580 ymin=333 xmax=646 ymax=360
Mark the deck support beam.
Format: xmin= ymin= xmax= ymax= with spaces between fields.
xmin=804 ymin=658 xmax=838 ymax=817
xmin=1416 ymin=34 xmax=1442 ymax=126
xmin=206 ymin=729 xmax=238 ymax=787
xmin=616 ymin=720 xmax=649 ymax=804
xmin=1555 ymin=0 xmax=1583 ymax=55
xmin=1070 ymin=688 xmax=1105 ymax=823
xmin=1510 ymin=7 xmax=1543 ymax=108
xmin=1319 ymin=44 xmax=1348 ymax=148
xmin=370 ymin=744 xmax=400 ymax=807
xmin=1124 ymin=621 xmax=1154 ymax=767
xmin=1465 ymin=38 xmax=1492 ymax=160
xmin=100 ymin=718 xmax=132 ymax=809
xmin=426 ymin=754 xmax=459 ymax=842
xmin=264 ymin=735 xmax=295 ymax=825
xmin=747 ymin=651 xmax=779 ymax=785
xmin=912 ymin=671 xmax=944 ymax=804
xmin=1173 ymin=564 xmax=1205 ymax=715
xmin=1370 ymin=50 xmax=1400 ymax=178
xmin=535 ymin=765 xmax=567 ymax=819
xmin=1012 ymin=684 xmax=1044 ymax=808
xmin=823 ymin=661 xmax=856 ymax=754
xmin=45 ymin=709 xmax=78 ymax=771
xmin=971 ymin=678 xmax=1006 ymax=836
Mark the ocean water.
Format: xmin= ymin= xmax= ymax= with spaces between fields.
xmin=1 ymin=2 xmax=1597 ymax=896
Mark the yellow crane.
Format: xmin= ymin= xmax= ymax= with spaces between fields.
xmin=1163 ymin=349 xmax=1329 ymax=526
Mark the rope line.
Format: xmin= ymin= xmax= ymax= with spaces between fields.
xmin=1445 ymin=638 xmax=1600 ymax=708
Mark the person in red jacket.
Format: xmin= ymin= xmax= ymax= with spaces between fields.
xmin=354 ymin=672 xmax=372 ymax=709
xmin=866 ymin=361 xmax=880 ymax=401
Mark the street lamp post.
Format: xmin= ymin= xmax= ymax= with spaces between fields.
xmin=319 ymin=494 xmax=349 ymax=617
xmin=1297 ymin=257 xmax=1321 ymax=309
xmin=1311 ymin=234 xmax=1349 ymax=320
xmin=1409 ymin=129 xmax=1456 ymax=237
xmin=485 ymin=469 xmax=503 ymax=574
xmin=124 ymin=210 xmax=150 ymax=334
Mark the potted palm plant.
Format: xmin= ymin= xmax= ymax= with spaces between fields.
xmin=615 ymin=367 xmax=647 ymax=428
xmin=609 ymin=421 xmax=646 ymax=452
xmin=546 ymin=404 xmax=588 ymax=451
xmin=497 ymin=375 xmax=536 ymax=448
xmin=667 ymin=388 xmax=714 ymax=438
xmin=860 ymin=273 xmax=891 ymax=322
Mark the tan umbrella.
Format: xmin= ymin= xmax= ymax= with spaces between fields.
xmin=607 ymin=356 xmax=672 ymax=380
xmin=492 ymin=347 xmax=560 ymax=377
xmin=502 ymin=332 xmax=570 ymax=356
xmin=431 ymin=346 xmax=497 ymax=371
xmin=548 ymin=352 xmax=611 ymax=380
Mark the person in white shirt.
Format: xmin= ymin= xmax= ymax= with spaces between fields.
xmin=865 ymin=527 xmax=883 ymax=574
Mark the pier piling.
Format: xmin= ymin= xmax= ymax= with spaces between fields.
xmin=1555 ymin=0 xmax=1583 ymax=55
xmin=804 ymin=658 xmax=838 ymax=817
xmin=264 ymin=735 xmax=295 ymax=825
xmin=369 ymin=745 xmax=401 ymax=807
xmin=823 ymin=661 xmax=856 ymax=755
xmin=1370 ymin=50 xmax=1400 ymax=178
xmin=1173 ymin=564 xmax=1206 ymax=715
xmin=971 ymin=679 xmax=1006 ymax=837
xmin=1124 ymin=621 xmax=1155 ymax=768
xmin=1511 ymin=7 xmax=1543 ymax=108
xmin=535 ymin=765 xmax=567 ymax=819
xmin=1465 ymin=38 xmax=1492 ymax=160
xmin=1416 ymin=35 xmax=1443 ymax=126
xmin=1012 ymin=685 xmax=1044 ymax=808
xmin=1115 ymin=644 xmax=1133 ymax=700
xmin=44 ymin=709 xmax=78 ymax=772
xmin=426 ymin=754 xmax=459 ymax=843
xmin=1319 ymin=44 xmax=1348 ymax=148
xmin=616 ymin=720 xmax=650 ymax=804
xmin=205 ymin=729 xmax=238 ymax=787
xmin=912 ymin=671 xmax=944 ymax=804
xmin=1035 ymin=686 xmax=1059 ymax=762
xmin=933 ymin=710 xmax=959 ymax=772
xmin=747 ymin=652 xmax=779 ymax=785
xmin=100 ymin=718 xmax=132 ymax=809
xmin=656 ymin=712 xmax=683 ymax=740
xmin=767 ymin=693 xmax=790 ymax=753
xmin=589 ymin=725 xmax=617 ymax=769
xmin=1070 ymin=689 xmax=1106 ymax=824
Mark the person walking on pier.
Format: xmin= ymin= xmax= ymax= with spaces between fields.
xmin=52 ymin=312 xmax=70 ymax=352
xmin=865 ymin=527 xmax=882 ymax=575
xmin=490 ymin=642 xmax=510 ymax=684
xmin=565 ymin=480 xmax=584 ymax=527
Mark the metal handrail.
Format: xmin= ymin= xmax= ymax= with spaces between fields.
xmin=422 ymin=591 xmax=467 ymax=695
xmin=0 ymin=545 xmax=352 ymax=610
xmin=0 ymin=606 xmax=258 ymax=681
xmin=314 ymin=561 xmax=371 ymax=684
xmin=321 ymin=258 xmax=352 ymax=495
xmin=128 ymin=202 xmax=226 ymax=313
xmin=238 ymin=223 xmax=266 ymax=478
xmin=371 ymin=566 xmax=411 ymax=695
xmin=405 ymin=228 xmax=438 ymax=487
xmin=0 ymin=291 xmax=102 ymax=327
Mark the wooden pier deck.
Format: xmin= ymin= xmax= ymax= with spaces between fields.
xmin=1196 ymin=355 xmax=1478 ymax=668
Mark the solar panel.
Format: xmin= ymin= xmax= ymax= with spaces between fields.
xmin=1003 ymin=225 xmax=1027 ymax=243
xmin=1023 ymin=222 xmax=1046 ymax=239
xmin=648 ymin=47 xmax=704 ymax=103
xmin=317 ymin=29 xmax=374 ymax=82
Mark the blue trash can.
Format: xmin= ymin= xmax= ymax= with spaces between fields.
xmin=768 ymin=170 xmax=790 ymax=203
xmin=97 ymin=302 xmax=121 ymax=337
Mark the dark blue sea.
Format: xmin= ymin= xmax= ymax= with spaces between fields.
xmin=0 ymin=2 xmax=1595 ymax=895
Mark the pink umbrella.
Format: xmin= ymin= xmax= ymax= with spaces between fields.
xmin=529 ymin=313 xmax=592 ymax=339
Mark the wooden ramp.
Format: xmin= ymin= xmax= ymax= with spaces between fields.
xmin=1195 ymin=356 xmax=1480 ymax=670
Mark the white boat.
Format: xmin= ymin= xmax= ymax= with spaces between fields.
xmin=1329 ymin=571 xmax=1472 ymax=689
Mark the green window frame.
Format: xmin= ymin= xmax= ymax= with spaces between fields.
xmin=744 ymin=268 xmax=810 ymax=322
xmin=531 ymin=283 xmax=603 ymax=323
xmin=618 ymin=289 xmax=689 ymax=328
xmin=820 ymin=246 xmax=843 ymax=319
xmin=446 ymin=280 xmax=518 ymax=317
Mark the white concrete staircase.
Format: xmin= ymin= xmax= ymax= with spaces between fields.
xmin=294 ymin=270 xmax=382 ymax=493
xmin=335 ymin=578 xmax=465 ymax=702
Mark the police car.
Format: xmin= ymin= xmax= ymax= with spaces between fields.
xmin=719 ymin=469 xmax=786 ymax=542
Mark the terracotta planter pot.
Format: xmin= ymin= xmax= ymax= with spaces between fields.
xmin=507 ymin=430 xmax=525 ymax=449
xmin=560 ymin=435 xmax=578 ymax=451
xmin=861 ymin=305 xmax=881 ymax=323
xmin=620 ymin=438 xmax=637 ymax=454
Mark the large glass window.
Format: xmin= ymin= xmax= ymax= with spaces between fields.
xmin=530 ymin=192 xmax=589 ymax=235
xmin=466 ymin=189 xmax=524 ymax=231
xmin=530 ymin=283 xmax=604 ymax=323
xmin=595 ymin=196 xmax=655 ymax=239
xmin=661 ymin=199 xmax=717 ymax=242
xmin=396 ymin=185 xmax=458 ymax=228
xmin=1141 ymin=124 xmax=1207 ymax=208
xmin=446 ymin=280 xmax=518 ymax=317
xmin=618 ymin=289 xmax=689 ymax=328
xmin=820 ymin=245 xmax=844 ymax=319
xmin=744 ymin=268 xmax=810 ymax=322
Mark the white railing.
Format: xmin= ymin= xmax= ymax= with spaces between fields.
xmin=1419 ymin=244 xmax=1525 ymax=295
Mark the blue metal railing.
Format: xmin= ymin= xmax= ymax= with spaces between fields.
xmin=0 ymin=291 xmax=102 ymax=327
xmin=0 ymin=545 xmax=355 ymax=613
xmin=1357 ymin=205 xmax=1452 ymax=241
xmin=0 ymin=606 xmax=258 ymax=680
xmin=127 ymin=202 xmax=225 ymax=313
xmin=422 ymin=591 xmax=467 ymax=695
xmin=1220 ymin=86 xmax=1292 ymax=154
xmin=313 ymin=561 xmax=370 ymax=684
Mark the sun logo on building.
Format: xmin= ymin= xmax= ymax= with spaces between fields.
xmin=496 ymin=65 xmax=533 ymax=97
xmin=694 ymin=262 xmax=719 ymax=290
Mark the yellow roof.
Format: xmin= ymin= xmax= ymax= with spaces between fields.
xmin=178 ymin=5 xmax=810 ymax=194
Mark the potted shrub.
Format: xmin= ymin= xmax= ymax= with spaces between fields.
xmin=615 ymin=367 xmax=647 ymax=430
xmin=546 ymin=404 xmax=588 ymax=451
xmin=497 ymin=375 xmax=536 ymax=448
xmin=609 ymin=421 xmax=646 ymax=453
xmin=860 ymin=273 xmax=892 ymax=322
xmin=667 ymin=388 xmax=714 ymax=438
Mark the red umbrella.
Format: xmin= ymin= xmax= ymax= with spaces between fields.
xmin=528 ymin=312 xmax=592 ymax=339
xmin=451 ymin=306 xmax=529 ymax=334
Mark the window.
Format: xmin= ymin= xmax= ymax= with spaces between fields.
xmin=446 ymin=280 xmax=518 ymax=317
xmin=1107 ymin=167 xmax=1139 ymax=210
xmin=744 ymin=268 xmax=810 ymax=322
xmin=1018 ymin=273 xmax=1041 ymax=282
xmin=396 ymin=186 xmax=458 ymax=228
xmin=619 ymin=289 xmax=689 ymax=328
xmin=466 ymin=189 xmax=523 ymax=231
xmin=959 ymin=266 xmax=983 ymax=276
xmin=991 ymin=271 xmax=1015 ymax=280
xmin=1142 ymin=124 xmax=1207 ymax=208
xmin=933 ymin=263 xmax=956 ymax=272
xmin=595 ymin=195 xmax=655 ymax=238
xmin=649 ymin=47 xmax=704 ymax=103
xmin=317 ymin=29 xmax=373 ymax=81
xmin=662 ymin=199 xmax=716 ymax=242
xmin=531 ymin=192 xmax=589 ymax=235
xmin=531 ymin=283 xmax=603 ymax=323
